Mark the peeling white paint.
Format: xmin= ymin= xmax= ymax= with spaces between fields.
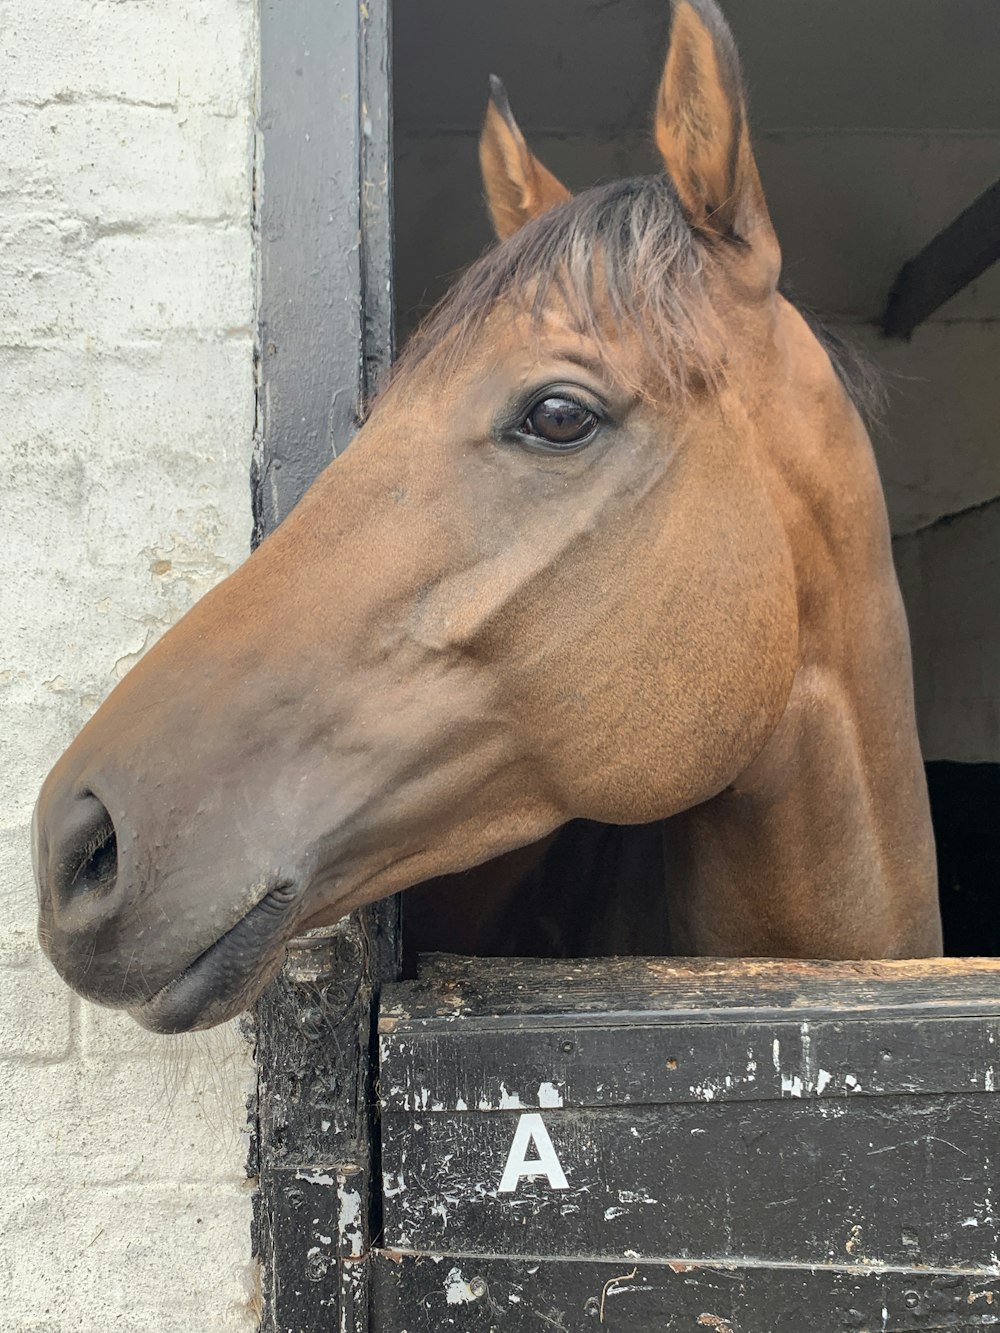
xmin=444 ymin=1267 xmax=477 ymax=1306
xmin=296 ymin=1170 xmax=336 ymax=1187
xmin=337 ymin=1183 xmax=364 ymax=1259
xmin=538 ymin=1081 xmax=564 ymax=1108
xmin=382 ymin=1171 xmax=406 ymax=1199
xmin=498 ymin=1083 xmax=525 ymax=1109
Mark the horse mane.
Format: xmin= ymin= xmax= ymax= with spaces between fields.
xmin=396 ymin=174 xmax=883 ymax=423
xmin=789 ymin=299 xmax=887 ymax=425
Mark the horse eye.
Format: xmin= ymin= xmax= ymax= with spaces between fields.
xmin=522 ymin=396 xmax=599 ymax=448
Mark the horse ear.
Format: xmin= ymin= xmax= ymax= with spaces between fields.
xmin=479 ymin=75 xmax=571 ymax=241
xmin=654 ymin=0 xmax=774 ymax=251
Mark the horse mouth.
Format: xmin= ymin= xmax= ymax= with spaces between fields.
xmin=129 ymin=882 xmax=299 ymax=1033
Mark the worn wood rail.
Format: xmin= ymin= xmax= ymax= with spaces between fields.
xmin=375 ymin=955 xmax=1000 ymax=1331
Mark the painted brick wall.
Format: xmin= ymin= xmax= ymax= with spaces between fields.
xmin=0 ymin=1 xmax=259 ymax=1327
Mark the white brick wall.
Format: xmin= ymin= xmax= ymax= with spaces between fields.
xmin=0 ymin=1 xmax=258 ymax=1327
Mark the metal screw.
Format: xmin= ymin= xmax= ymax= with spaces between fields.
xmin=561 ymin=1040 xmax=575 ymax=1054
xmin=903 ymin=1290 xmax=920 ymax=1309
xmin=469 ymin=1277 xmax=487 ymax=1299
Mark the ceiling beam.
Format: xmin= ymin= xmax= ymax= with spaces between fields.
xmin=881 ymin=178 xmax=1000 ymax=338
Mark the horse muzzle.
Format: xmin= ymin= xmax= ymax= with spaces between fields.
xmin=33 ymin=777 xmax=304 ymax=1031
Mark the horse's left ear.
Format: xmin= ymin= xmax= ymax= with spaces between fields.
xmin=654 ymin=0 xmax=777 ymax=262
xmin=479 ymin=75 xmax=572 ymax=241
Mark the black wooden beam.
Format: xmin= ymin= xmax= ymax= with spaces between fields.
xmin=251 ymin=0 xmax=397 ymax=1329
xmin=882 ymin=177 xmax=1000 ymax=338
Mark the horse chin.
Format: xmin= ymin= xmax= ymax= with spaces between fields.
xmin=128 ymin=884 xmax=298 ymax=1033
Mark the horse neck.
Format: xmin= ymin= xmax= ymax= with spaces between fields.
xmin=663 ymin=305 xmax=941 ymax=961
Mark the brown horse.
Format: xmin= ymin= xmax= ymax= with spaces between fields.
xmin=32 ymin=0 xmax=942 ymax=1033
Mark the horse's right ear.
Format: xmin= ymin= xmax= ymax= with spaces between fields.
xmin=479 ymin=75 xmax=571 ymax=241
xmin=654 ymin=0 xmax=777 ymax=263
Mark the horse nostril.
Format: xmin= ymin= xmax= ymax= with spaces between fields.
xmin=55 ymin=793 xmax=119 ymax=905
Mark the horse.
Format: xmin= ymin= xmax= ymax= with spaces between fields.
xmin=32 ymin=0 xmax=942 ymax=1033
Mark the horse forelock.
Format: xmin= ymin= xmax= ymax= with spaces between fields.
xmin=395 ymin=175 xmax=724 ymax=398
xmin=395 ymin=174 xmax=883 ymax=423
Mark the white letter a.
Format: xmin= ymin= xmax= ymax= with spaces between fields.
xmin=498 ymin=1112 xmax=569 ymax=1193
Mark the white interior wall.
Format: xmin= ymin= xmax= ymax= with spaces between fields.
xmin=393 ymin=0 xmax=1000 ymax=763
xmin=0 ymin=2 xmax=258 ymax=1328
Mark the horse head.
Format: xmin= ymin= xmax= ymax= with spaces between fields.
xmin=33 ymin=0 xmax=940 ymax=1032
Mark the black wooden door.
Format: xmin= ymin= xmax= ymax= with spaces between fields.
xmin=249 ymin=2 xmax=397 ymax=1329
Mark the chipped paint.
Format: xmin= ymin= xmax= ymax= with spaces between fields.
xmin=383 ymin=1170 xmax=405 ymax=1198
xmin=444 ymin=1267 xmax=479 ymax=1306
xmin=538 ymin=1081 xmax=564 ymax=1108
xmin=781 ymin=1073 xmax=804 ymax=1098
xmin=499 ymin=1083 xmax=525 ymax=1109
xmin=690 ymin=1082 xmax=719 ymax=1101
xmin=337 ymin=1179 xmax=364 ymax=1259
xmin=295 ymin=1170 xmax=336 ymax=1187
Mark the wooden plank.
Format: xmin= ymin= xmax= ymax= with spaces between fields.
xmin=881 ymin=178 xmax=1000 ymax=338
xmin=382 ymin=1094 xmax=1000 ymax=1269
xmin=372 ymin=1251 xmax=1000 ymax=1332
xmin=380 ymin=1014 xmax=1000 ymax=1111
xmin=253 ymin=921 xmax=378 ymax=1331
xmin=381 ymin=956 xmax=1000 ymax=1031
xmin=254 ymin=0 xmax=362 ymax=532
xmin=379 ymin=956 xmax=1000 ymax=1308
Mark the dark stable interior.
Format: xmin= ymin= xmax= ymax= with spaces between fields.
xmin=399 ymin=770 xmax=1000 ymax=974
xmin=930 ymin=763 xmax=1000 ymax=958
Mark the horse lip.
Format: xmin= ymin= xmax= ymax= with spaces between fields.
xmin=129 ymin=880 xmax=300 ymax=1033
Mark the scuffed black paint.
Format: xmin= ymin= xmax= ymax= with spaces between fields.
xmin=250 ymin=1 xmax=397 ymax=1329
